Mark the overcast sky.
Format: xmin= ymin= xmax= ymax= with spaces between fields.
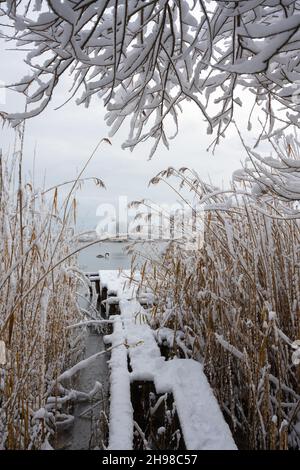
xmin=0 ymin=37 xmax=256 ymax=230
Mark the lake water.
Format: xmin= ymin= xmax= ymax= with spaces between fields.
xmin=78 ymin=241 xmax=131 ymax=272
xmin=78 ymin=240 xmax=168 ymax=272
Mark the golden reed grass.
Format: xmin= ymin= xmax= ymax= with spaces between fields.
xmin=136 ymin=155 xmax=300 ymax=449
xmin=0 ymin=134 xmax=108 ymax=449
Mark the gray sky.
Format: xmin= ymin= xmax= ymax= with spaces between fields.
xmin=0 ymin=38 xmax=254 ymax=230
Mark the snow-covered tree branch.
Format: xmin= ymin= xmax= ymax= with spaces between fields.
xmin=2 ymin=1 xmax=300 ymax=154
xmin=233 ymin=132 xmax=300 ymax=215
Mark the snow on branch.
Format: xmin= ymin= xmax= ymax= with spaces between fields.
xmin=233 ymin=132 xmax=300 ymax=215
xmin=2 ymin=1 xmax=300 ymax=153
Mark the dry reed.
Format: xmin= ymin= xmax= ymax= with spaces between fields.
xmin=135 ymin=141 xmax=300 ymax=449
xmin=0 ymin=134 xmax=107 ymax=449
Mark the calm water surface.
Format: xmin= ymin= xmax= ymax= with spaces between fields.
xmin=78 ymin=240 xmax=168 ymax=272
xmin=78 ymin=241 xmax=131 ymax=271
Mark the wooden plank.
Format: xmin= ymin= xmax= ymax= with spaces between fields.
xmin=100 ymin=270 xmax=237 ymax=450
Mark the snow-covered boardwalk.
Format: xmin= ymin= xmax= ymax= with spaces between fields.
xmin=100 ymin=270 xmax=236 ymax=450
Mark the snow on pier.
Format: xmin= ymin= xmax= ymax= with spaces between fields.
xmin=99 ymin=269 xmax=237 ymax=450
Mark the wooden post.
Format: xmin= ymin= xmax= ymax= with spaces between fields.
xmin=95 ymin=279 xmax=100 ymax=296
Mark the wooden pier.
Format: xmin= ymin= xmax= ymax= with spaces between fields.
xmin=85 ymin=269 xmax=237 ymax=450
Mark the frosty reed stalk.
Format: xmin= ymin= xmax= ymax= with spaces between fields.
xmin=0 ymin=150 xmax=81 ymax=448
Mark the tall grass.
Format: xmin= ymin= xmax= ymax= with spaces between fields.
xmin=136 ymin=144 xmax=300 ymax=449
xmin=0 ymin=135 xmax=107 ymax=449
